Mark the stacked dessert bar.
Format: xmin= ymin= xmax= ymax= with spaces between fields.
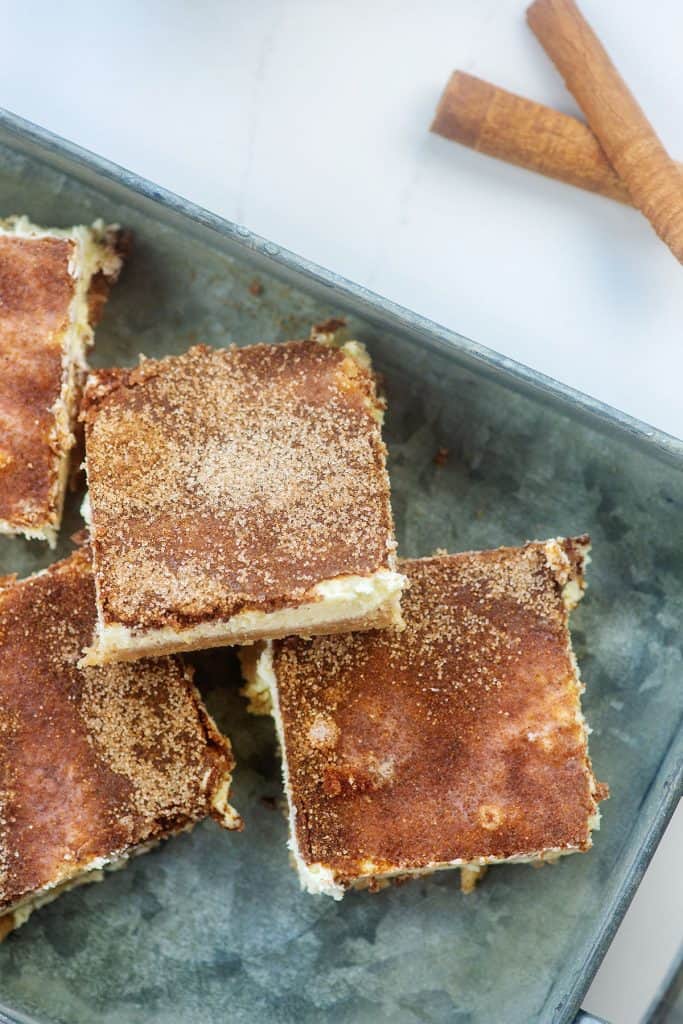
xmin=0 ymin=215 xmax=607 ymax=935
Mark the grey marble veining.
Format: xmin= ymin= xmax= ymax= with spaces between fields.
xmin=0 ymin=130 xmax=681 ymax=1024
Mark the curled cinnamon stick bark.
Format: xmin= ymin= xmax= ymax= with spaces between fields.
xmin=431 ymin=71 xmax=632 ymax=204
xmin=527 ymin=0 xmax=683 ymax=262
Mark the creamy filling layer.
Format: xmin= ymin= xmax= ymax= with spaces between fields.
xmin=302 ymin=845 xmax=586 ymax=901
xmin=81 ymin=569 xmax=405 ymax=666
xmin=209 ymin=774 xmax=242 ymax=829
xmin=245 ymin=642 xmax=313 ymax=894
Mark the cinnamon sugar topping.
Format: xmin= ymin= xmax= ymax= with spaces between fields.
xmin=0 ymin=547 xmax=239 ymax=920
xmin=82 ymin=341 xmax=397 ymax=635
xmin=264 ymin=538 xmax=606 ymax=892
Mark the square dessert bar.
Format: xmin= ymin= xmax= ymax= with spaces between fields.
xmin=80 ymin=332 xmax=404 ymax=666
xmin=0 ymin=216 xmax=125 ymax=546
xmin=242 ymin=537 xmax=608 ymax=899
xmin=0 ymin=546 xmax=240 ymax=940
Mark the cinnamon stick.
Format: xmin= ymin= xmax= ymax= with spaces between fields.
xmin=431 ymin=71 xmax=633 ymax=204
xmin=527 ymin=0 xmax=683 ymax=263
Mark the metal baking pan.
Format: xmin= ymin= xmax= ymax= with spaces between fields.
xmin=0 ymin=107 xmax=680 ymax=1024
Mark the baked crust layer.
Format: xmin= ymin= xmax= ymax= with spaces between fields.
xmin=0 ymin=217 xmax=125 ymax=545
xmin=0 ymin=546 xmax=240 ymax=937
xmin=82 ymin=582 xmax=403 ymax=665
xmin=81 ymin=338 xmax=401 ymax=661
xmin=247 ymin=538 xmax=608 ymax=897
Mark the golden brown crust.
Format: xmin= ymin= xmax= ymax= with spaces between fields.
xmin=81 ymin=341 xmax=396 ymax=633
xmin=0 ymin=227 xmax=124 ymax=537
xmin=271 ymin=540 xmax=607 ymax=884
xmin=0 ymin=547 xmax=239 ymax=915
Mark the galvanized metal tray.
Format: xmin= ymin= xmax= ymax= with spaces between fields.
xmin=0 ymin=108 xmax=681 ymax=1024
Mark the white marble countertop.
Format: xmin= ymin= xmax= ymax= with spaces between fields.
xmin=0 ymin=1 xmax=681 ymax=1020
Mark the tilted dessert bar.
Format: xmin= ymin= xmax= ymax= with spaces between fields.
xmin=0 ymin=546 xmax=240 ymax=939
xmin=242 ymin=537 xmax=608 ymax=898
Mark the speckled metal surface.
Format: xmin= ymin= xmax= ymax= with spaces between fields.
xmin=0 ymin=110 xmax=680 ymax=1024
xmin=645 ymin=947 xmax=683 ymax=1024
